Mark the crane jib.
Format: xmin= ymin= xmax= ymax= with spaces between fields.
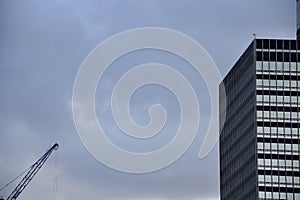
xmin=0 ymin=143 xmax=59 ymax=200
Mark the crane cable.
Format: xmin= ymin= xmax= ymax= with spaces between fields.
xmin=0 ymin=145 xmax=53 ymax=195
xmin=0 ymin=166 xmax=31 ymax=193
xmin=53 ymin=148 xmax=59 ymax=200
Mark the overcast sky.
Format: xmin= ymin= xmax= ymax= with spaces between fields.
xmin=0 ymin=0 xmax=296 ymax=200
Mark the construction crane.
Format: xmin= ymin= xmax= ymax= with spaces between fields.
xmin=0 ymin=143 xmax=59 ymax=200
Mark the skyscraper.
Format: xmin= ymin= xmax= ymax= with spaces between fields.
xmin=219 ymin=39 xmax=300 ymax=200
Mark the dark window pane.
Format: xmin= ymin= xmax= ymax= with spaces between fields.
xmin=277 ymin=40 xmax=283 ymax=49
xmin=291 ymin=40 xmax=296 ymax=50
xmin=291 ymin=52 xmax=297 ymax=62
xmin=277 ymin=52 xmax=283 ymax=62
xmin=284 ymin=40 xmax=290 ymax=50
xmin=256 ymin=39 xmax=262 ymax=49
xmin=284 ymin=52 xmax=290 ymax=62
xmin=256 ymin=51 xmax=262 ymax=61
xmin=263 ymin=52 xmax=269 ymax=61
xmin=263 ymin=39 xmax=269 ymax=49
xmin=270 ymin=40 xmax=276 ymax=49
xmin=270 ymin=52 xmax=276 ymax=61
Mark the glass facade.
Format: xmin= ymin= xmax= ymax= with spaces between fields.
xmin=220 ymin=39 xmax=300 ymax=200
xmin=220 ymin=42 xmax=257 ymax=200
xmin=256 ymin=39 xmax=300 ymax=199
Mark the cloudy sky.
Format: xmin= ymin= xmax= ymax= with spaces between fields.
xmin=0 ymin=0 xmax=296 ymax=200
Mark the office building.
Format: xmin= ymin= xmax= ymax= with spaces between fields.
xmin=219 ymin=39 xmax=300 ymax=200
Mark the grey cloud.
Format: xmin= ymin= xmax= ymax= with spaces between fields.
xmin=0 ymin=0 xmax=295 ymax=200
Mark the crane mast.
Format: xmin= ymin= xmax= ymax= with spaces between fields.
xmin=1 ymin=143 xmax=59 ymax=200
